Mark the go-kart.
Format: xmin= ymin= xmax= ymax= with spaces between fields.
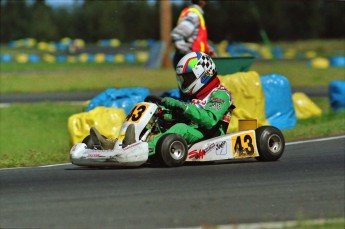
xmin=70 ymin=96 xmax=285 ymax=167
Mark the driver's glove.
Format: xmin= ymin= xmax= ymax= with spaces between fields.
xmin=162 ymin=97 xmax=188 ymax=112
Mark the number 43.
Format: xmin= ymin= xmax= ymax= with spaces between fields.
xmin=233 ymin=134 xmax=255 ymax=156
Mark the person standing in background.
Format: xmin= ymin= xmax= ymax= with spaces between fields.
xmin=171 ymin=0 xmax=217 ymax=69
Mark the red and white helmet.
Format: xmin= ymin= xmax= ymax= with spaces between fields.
xmin=176 ymin=52 xmax=217 ymax=96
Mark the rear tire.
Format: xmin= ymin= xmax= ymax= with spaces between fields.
xmin=155 ymin=134 xmax=188 ymax=167
xmin=255 ymin=126 xmax=285 ymax=161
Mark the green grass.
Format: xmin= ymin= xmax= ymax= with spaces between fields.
xmin=0 ymin=63 xmax=177 ymax=93
xmin=279 ymin=218 xmax=345 ymax=229
xmin=0 ymin=102 xmax=82 ymax=167
xmin=0 ymin=46 xmax=48 ymax=56
xmin=289 ymin=222 xmax=344 ymax=229
xmin=283 ymin=97 xmax=345 ymax=140
xmin=273 ymin=39 xmax=345 ymax=57
xmin=1 ymin=60 xmax=344 ymax=94
xmin=0 ymin=98 xmax=344 ymax=168
xmin=283 ymin=109 xmax=345 ymax=141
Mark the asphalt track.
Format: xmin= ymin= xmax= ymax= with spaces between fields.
xmin=0 ymin=136 xmax=344 ymax=229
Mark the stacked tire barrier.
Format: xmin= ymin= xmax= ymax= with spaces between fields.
xmin=308 ymin=56 xmax=345 ymax=68
xmin=220 ymin=72 xmax=323 ymax=132
xmin=0 ymin=52 xmax=150 ymax=64
xmin=3 ymin=38 xmax=344 ymax=63
xmin=219 ymin=71 xmax=270 ymax=133
xmin=260 ymin=74 xmax=297 ymax=130
xmin=292 ymin=92 xmax=322 ymax=119
xmin=329 ymin=80 xmax=345 ymax=111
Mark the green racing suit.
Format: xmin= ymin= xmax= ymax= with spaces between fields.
xmin=148 ymin=85 xmax=233 ymax=155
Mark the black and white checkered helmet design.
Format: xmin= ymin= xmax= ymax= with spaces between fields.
xmin=197 ymin=54 xmax=216 ymax=76
xmin=176 ymin=52 xmax=217 ymax=95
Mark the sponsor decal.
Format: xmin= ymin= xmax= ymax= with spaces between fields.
xmin=200 ymin=73 xmax=210 ymax=83
xmin=212 ymin=97 xmax=225 ymax=103
xmin=204 ymin=143 xmax=215 ymax=153
xmin=191 ymin=99 xmax=207 ymax=107
xmin=216 ymin=141 xmax=227 ymax=155
xmin=87 ymin=153 xmax=102 ymax=158
xmin=209 ymin=103 xmax=222 ymax=110
xmin=188 ymin=143 xmax=216 ymax=159
xmin=188 ymin=149 xmax=206 ymax=159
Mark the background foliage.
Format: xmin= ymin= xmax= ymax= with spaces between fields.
xmin=1 ymin=0 xmax=344 ymax=43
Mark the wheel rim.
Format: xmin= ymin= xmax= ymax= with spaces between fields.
xmin=268 ymin=134 xmax=282 ymax=154
xmin=169 ymin=141 xmax=185 ymax=160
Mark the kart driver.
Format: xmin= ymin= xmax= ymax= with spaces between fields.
xmin=87 ymin=52 xmax=234 ymax=155
xmin=148 ymin=51 xmax=234 ymax=154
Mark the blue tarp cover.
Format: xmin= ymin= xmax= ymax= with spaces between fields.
xmin=86 ymin=87 xmax=150 ymax=114
xmin=261 ymin=74 xmax=297 ymax=130
xmin=160 ymin=88 xmax=181 ymax=99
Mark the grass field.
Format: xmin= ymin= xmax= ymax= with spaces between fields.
xmin=0 ymin=39 xmax=344 ymax=168
xmin=0 ymin=103 xmax=80 ymax=167
xmin=1 ymin=60 xmax=344 ymax=93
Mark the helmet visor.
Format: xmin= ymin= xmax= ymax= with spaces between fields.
xmin=177 ymin=72 xmax=196 ymax=90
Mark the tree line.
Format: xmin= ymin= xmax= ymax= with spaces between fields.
xmin=1 ymin=0 xmax=344 ymax=44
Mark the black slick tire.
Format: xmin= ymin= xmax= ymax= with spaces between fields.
xmin=155 ymin=133 xmax=188 ymax=167
xmin=255 ymin=126 xmax=285 ymax=161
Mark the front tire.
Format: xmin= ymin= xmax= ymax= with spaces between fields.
xmin=255 ymin=126 xmax=285 ymax=161
xmin=155 ymin=134 xmax=188 ymax=167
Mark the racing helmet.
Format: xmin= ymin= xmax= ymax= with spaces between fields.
xmin=176 ymin=52 xmax=217 ymax=96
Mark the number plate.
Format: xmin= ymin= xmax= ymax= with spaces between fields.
xmin=231 ymin=132 xmax=258 ymax=158
xmin=126 ymin=103 xmax=149 ymax=123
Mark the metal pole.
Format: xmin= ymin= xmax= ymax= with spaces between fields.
xmin=160 ymin=0 xmax=172 ymax=68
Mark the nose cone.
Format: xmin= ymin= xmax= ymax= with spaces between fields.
xmin=70 ymin=143 xmax=87 ymax=161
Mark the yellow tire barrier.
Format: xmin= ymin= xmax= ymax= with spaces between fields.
xmin=293 ymin=92 xmax=322 ymax=119
xmin=219 ymin=71 xmax=269 ymax=133
xmin=310 ymin=57 xmax=330 ymax=69
xmin=94 ymin=53 xmax=106 ymax=63
xmin=15 ymin=54 xmax=29 ymax=63
xmin=68 ymin=106 xmax=126 ymax=145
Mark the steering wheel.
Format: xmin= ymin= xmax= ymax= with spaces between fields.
xmin=145 ymin=95 xmax=191 ymax=126
xmin=144 ymin=95 xmax=162 ymax=104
